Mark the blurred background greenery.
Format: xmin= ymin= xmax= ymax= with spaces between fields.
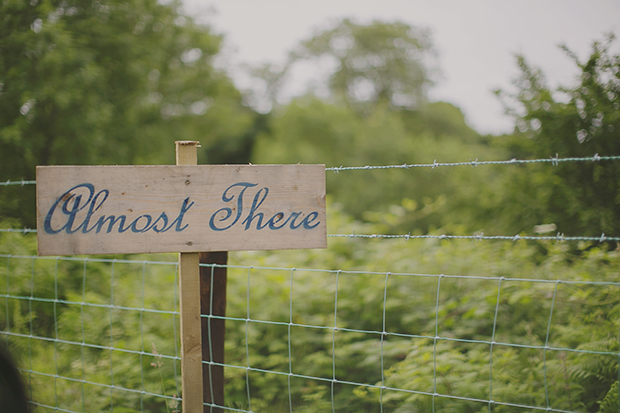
xmin=1 ymin=0 xmax=619 ymax=412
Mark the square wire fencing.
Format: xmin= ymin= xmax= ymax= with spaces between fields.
xmin=0 ymin=254 xmax=182 ymax=412
xmin=201 ymin=261 xmax=620 ymax=413
xmin=1 ymin=253 xmax=618 ymax=413
xmin=1 ymin=155 xmax=619 ymax=412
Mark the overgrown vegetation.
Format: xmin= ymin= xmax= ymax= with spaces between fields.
xmin=2 ymin=210 xmax=619 ymax=412
xmin=1 ymin=2 xmax=619 ymax=412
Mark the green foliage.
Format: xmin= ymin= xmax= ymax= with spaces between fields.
xmin=0 ymin=0 xmax=256 ymax=226
xmin=492 ymin=35 xmax=620 ymax=236
xmin=219 ymin=206 xmax=620 ymax=412
xmin=598 ymin=381 xmax=619 ymax=413
xmin=0 ymin=226 xmax=180 ymax=412
xmin=253 ymin=97 xmax=505 ymax=234
xmin=291 ymin=18 xmax=435 ymax=113
xmin=1 ymin=9 xmax=619 ymax=412
xmin=1 ymin=206 xmax=619 ymax=412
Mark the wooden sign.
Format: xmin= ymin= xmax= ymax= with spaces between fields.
xmin=36 ymin=164 xmax=326 ymax=256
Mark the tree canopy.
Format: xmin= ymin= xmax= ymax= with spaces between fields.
xmin=1 ymin=11 xmax=619 ymax=412
xmin=0 ymin=0 xmax=257 ymax=225
xmin=290 ymin=19 xmax=435 ymax=113
xmin=492 ymin=35 xmax=620 ymax=237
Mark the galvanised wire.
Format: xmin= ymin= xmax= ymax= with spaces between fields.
xmin=80 ymin=260 xmax=87 ymax=412
xmin=0 ymin=254 xmax=176 ymax=266
xmin=3 ymin=228 xmax=619 ymax=244
xmin=325 ymin=154 xmax=620 ymax=172
xmin=331 ymin=269 xmax=340 ymax=413
xmin=288 ymin=268 xmax=295 ymax=413
xmin=200 ymin=312 xmax=620 ymax=357
xmin=380 ymin=271 xmax=389 ymax=413
xmin=140 ymin=261 xmax=146 ymax=412
xmin=206 ymin=264 xmax=216 ymax=413
xmin=0 ymin=293 xmax=178 ymax=316
xmin=200 ymin=359 xmax=583 ymax=413
xmin=2 ymin=154 xmax=619 ymax=243
xmin=108 ymin=259 xmax=115 ymax=411
xmin=172 ymin=264 xmax=181 ymax=400
xmin=28 ymin=257 xmax=34 ymax=403
xmin=4 ymin=256 xmax=9 ymax=349
xmin=1 ymin=254 xmax=181 ymax=412
xmin=202 ymin=262 xmax=620 ymax=288
xmin=31 ymin=400 xmax=80 ymax=413
xmin=244 ymin=267 xmax=253 ymax=412
xmin=20 ymin=368 xmax=182 ymax=403
xmin=1 ymin=154 xmax=617 ymax=188
xmin=202 ymin=268 xmax=620 ymax=413
xmin=2 ymin=151 xmax=620 ymax=412
xmin=432 ymin=274 xmax=442 ymax=413
xmin=0 ymin=179 xmax=36 ymax=186
xmin=4 ymin=271 xmax=612 ymax=413
xmin=0 ymin=329 xmax=180 ymax=362
xmin=199 ymin=262 xmax=619 ymax=412
xmin=488 ymin=277 xmax=503 ymax=412
xmin=328 ymin=233 xmax=620 ymax=242
xmin=543 ymin=281 xmax=560 ymax=412
xmin=53 ymin=258 xmax=60 ymax=409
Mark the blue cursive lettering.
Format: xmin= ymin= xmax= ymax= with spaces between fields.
xmin=209 ymin=182 xmax=257 ymax=231
xmin=208 ymin=182 xmax=321 ymax=232
xmin=44 ymin=181 xmax=320 ymax=236
xmin=44 ymin=183 xmax=194 ymax=235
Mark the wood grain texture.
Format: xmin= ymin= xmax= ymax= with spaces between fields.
xmin=177 ymin=141 xmax=204 ymax=413
xmin=179 ymin=251 xmax=204 ymax=413
xmin=36 ymin=164 xmax=326 ymax=256
xmin=176 ymin=141 xmax=198 ymax=166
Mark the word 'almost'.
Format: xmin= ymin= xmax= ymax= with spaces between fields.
xmin=44 ymin=183 xmax=193 ymax=234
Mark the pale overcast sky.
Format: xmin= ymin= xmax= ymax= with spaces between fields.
xmin=183 ymin=0 xmax=620 ymax=135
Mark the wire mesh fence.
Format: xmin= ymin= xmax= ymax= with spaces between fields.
xmin=0 ymin=254 xmax=182 ymax=412
xmin=1 ymin=155 xmax=619 ymax=412
xmin=2 ymin=252 xmax=618 ymax=412
xmin=201 ymin=262 xmax=620 ymax=413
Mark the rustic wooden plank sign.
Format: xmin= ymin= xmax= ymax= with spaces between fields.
xmin=36 ymin=164 xmax=326 ymax=256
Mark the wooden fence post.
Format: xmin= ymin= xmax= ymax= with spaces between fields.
xmin=200 ymin=251 xmax=227 ymax=412
xmin=176 ymin=141 xmax=204 ymax=413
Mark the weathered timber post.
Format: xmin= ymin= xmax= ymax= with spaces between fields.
xmin=200 ymin=251 xmax=227 ymax=412
xmin=176 ymin=141 xmax=204 ymax=413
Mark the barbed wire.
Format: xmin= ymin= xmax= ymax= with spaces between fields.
xmin=326 ymin=154 xmax=620 ymax=172
xmin=328 ymin=232 xmax=619 ymax=243
xmin=1 ymin=154 xmax=618 ymax=186
xmin=2 ymin=154 xmax=618 ymax=413
xmin=2 ymin=153 xmax=619 ymax=242
xmin=0 ymin=179 xmax=36 ymax=186
xmin=1 ymin=227 xmax=617 ymax=243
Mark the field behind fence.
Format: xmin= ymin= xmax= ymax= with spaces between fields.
xmin=1 ymin=156 xmax=620 ymax=413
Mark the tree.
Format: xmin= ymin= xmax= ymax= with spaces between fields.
xmin=492 ymin=35 xmax=620 ymax=237
xmin=290 ymin=19 xmax=435 ymax=113
xmin=0 ymin=0 xmax=256 ymax=226
xmin=252 ymin=19 xmax=508 ymax=234
xmin=252 ymin=96 xmax=504 ymax=234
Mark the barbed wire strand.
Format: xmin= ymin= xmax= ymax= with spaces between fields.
xmin=2 ymin=228 xmax=618 ymax=243
xmin=328 ymin=233 xmax=619 ymax=242
xmin=1 ymin=154 xmax=618 ymax=187
xmin=0 ymin=179 xmax=36 ymax=187
xmin=326 ymin=153 xmax=618 ymax=172
xmin=2 ymin=152 xmax=620 ymax=412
